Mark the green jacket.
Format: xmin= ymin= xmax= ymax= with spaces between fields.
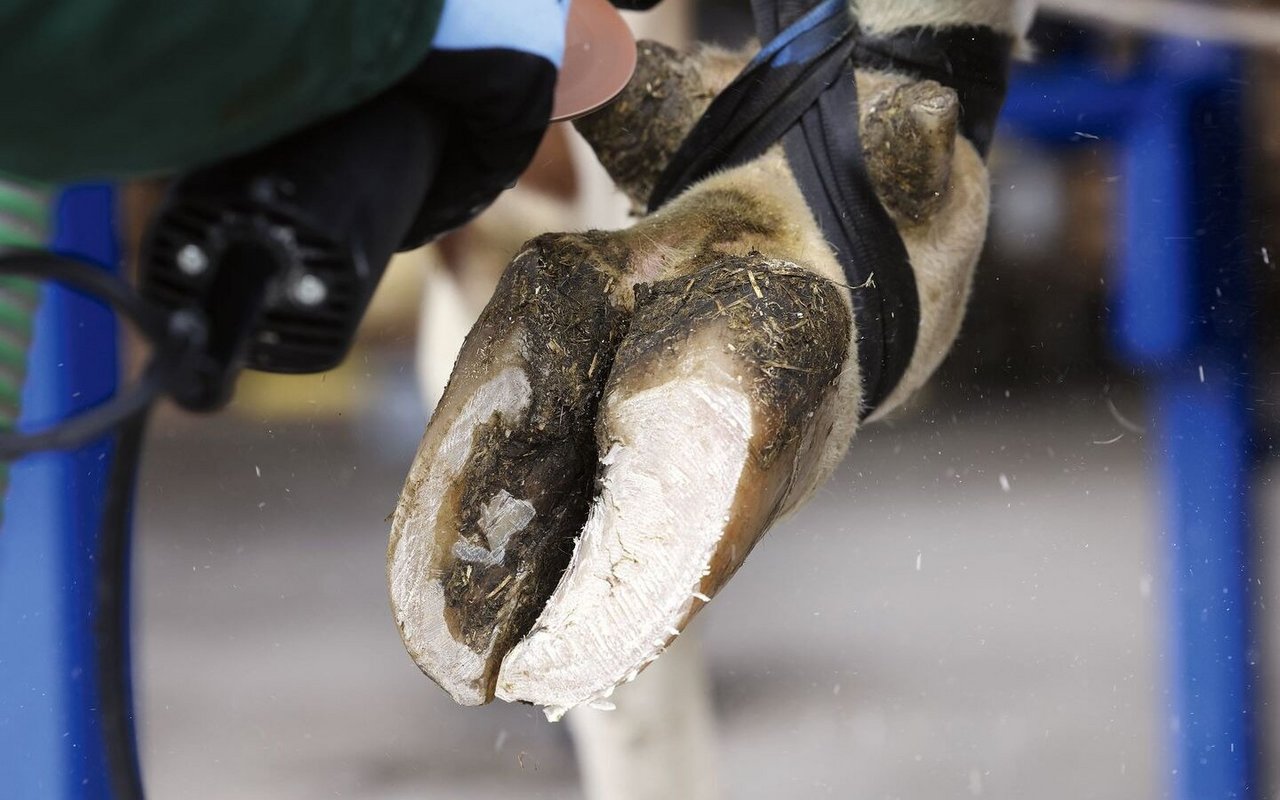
xmin=0 ymin=1 xmax=444 ymax=182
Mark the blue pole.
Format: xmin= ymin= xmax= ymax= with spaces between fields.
xmin=0 ymin=185 xmax=125 ymax=799
xmin=1003 ymin=34 xmax=1258 ymax=799
xmin=1116 ymin=42 xmax=1257 ymax=800
xmin=1152 ymin=370 xmax=1255 ymax=799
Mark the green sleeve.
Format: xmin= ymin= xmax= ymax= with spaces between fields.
xmin=0 ymin=1 xmax=444 ymax=182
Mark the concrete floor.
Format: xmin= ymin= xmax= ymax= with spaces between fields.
xmin=134 ymin=383 xmax=1278 ymax=799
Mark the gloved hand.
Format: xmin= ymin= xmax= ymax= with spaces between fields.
xmin=402 ymin=0 xmax=668 ymax=244
xmin=0 ymin=0 xmax=653 ymax=238
xmin=0 ymin=0 xmax=670 ymax=246
xmin=396 ymin=0 xmax=571 ymax=245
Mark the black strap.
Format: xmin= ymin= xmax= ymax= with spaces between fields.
xmin=649 ymin=0 xmax=1011 ymax=416
xmin=647 ymin=0 xmax=860 ymax=208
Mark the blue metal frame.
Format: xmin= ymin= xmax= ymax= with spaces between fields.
xmin=1002 ymin=39 xmax=1258 ymax=800
xmin=0 ymin=185 xmax=124 ymax=800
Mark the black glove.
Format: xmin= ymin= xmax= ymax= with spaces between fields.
xmin=397 ymin=0 xmax=569 ymax=246
xmin=399 ymin=49 xmax=557 ymax=246
xmin=397 ymin=0 xmax=665 ymax=246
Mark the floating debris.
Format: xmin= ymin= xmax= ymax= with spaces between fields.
xmin=1105 ymin=397 xmax=1146 ymax=435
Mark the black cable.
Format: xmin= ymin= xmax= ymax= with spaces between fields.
xmin=0 ymin=249 xmax=198 ymax=459
xmin=96 ymin=405 xmax=151 ymax=800
xmin=0 ymin=249 xmax=169 ymax=339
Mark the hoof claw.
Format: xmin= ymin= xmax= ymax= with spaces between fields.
xmin=391 ymin=251 xmax=852 ymax=711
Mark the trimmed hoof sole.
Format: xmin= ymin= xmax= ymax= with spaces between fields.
xmin=392 ymin=254 xmax=851 ymax=712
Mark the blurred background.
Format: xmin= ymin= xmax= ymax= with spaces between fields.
xmin=122 ymin=1 xmax=1280 ymax=798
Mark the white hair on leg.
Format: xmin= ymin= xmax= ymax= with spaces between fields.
xmin=856 ymin=0 xmax=1029 ymax=36
xmin=566 ymin=631 xmax=719 ymax=800
xmin=1014 ymin=0 xmax=1039 ymax=38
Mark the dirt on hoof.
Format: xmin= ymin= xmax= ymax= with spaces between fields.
xmin=389 ymin=232 xmax=634 ymax=703
xmin=494 ymin=256 xmax=852 ymax=711
xmin=617 ymin=255 xmax=851 ymax=471
xmin=574 ymin=40 xmax=713 ymax=207
xmin=616 ymin=256 xmax=852 ymax=593
xmin=861 ymin=80 xmax=960 ymax=223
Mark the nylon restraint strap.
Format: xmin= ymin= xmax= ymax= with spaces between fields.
xmin=648 ymin=0 xmax=1011 ymax=417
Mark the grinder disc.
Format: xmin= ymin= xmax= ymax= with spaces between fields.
xmin=551 ymin=0 xmax=638 ymax=122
